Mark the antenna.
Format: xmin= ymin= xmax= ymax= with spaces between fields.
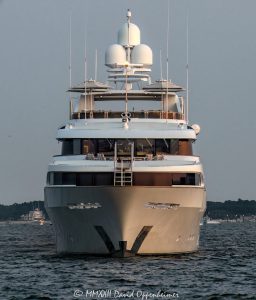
xmin=123 ymin=9 xmax=130 ymax=123
xmin=69 ymin=13 xmax=72 ymax=119
xmin=125 ymin=64 xmax=128 ymax=115
xmin=69 ymin=14 xmax=72 ymax=91
xmin=94 ymin=49 xmax=98 ymax=81
xmin=186 ymin=5 xmax=189 ymax=124
xmin=166 ymin=0 xmax=170 ymax=80
xmin=160 ymin=49 xmax=163 ymax=80
xmin=84 ymin=34 xmax=87 ymax=119
xmin=127 ymin=9 xmax=131 ymax=62
xmin=166 ymin=0 xmax=170 ymax=121
xmin=84 ymin=1 xmax=88 ymax=120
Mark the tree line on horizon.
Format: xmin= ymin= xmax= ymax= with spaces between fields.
xmin=0 ymin=201 xmax=48 ymax=221
xmin=206 ymin=199 xmax=256 ymax=219
xmin=0 ymin=199 xmax=255 ymax=221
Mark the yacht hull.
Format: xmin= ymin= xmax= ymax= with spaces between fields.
xmin=44 ymin=186 xmax=206 ymax=256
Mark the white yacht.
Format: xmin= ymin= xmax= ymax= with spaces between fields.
xmin=20 ymin=207 xmax=45 ymax=223
xmin=44 ymin=10 xmax=206 ymax=256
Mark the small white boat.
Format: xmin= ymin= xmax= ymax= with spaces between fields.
xmin=20 ymin=207 xmax=45 ymax=224
xmin=206 ymin=218 xmax=221 ymax=224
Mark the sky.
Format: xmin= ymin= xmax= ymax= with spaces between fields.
xmin=0 ymin=0 xmax=255 ymax=204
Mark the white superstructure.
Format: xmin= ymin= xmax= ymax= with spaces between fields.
xmin=44 ymin=10 xmax=206 ymax=256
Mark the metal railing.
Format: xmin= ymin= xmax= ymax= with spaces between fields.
xmin=72 ymin=111 xmax=184 ymax=120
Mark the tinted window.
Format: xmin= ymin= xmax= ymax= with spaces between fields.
xmin=62 ymin=173 xmax=76 ymax=185
xmin=97 ymin=139 xmax=114 ymax=156
xmin=135 ymin=139 xmax=154 ymax=156
xmin=61 ymin=140 xmax=73 ymax=155
xmin=155 ymin=139 xmax=169 ymax=154
xmin=133 ymin=173 xmax=201 ymax=186
xmin=47 ymin=172 xmax=201 ymax=186
xmin=76 ymin=173 xmax=93 ymax=186
xmin=82 ymin=139 xmax=95 ymax=154
xmin=73 ymin=139 xmax=81 ymax=155
xmin=94 ymin=173 xmax=113 ymax=185
xmin=53 ymin=173 xmax=62 ymax=185
xmin=60 ymin=139 xmax=193 ymax=156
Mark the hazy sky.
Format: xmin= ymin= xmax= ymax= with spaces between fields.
xmin=0 ymin=0 xmax=255 ymax=204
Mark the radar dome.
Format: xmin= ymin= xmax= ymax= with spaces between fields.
xmin=131 ymin=44 xmax=153 ymax=66
xmin=118 ymin=23 xmax=140 ymax=46
xmin=105 ymin=44 xmax=126 ymax=67
xmin=191 ymin=124 xmax=201 ymax=135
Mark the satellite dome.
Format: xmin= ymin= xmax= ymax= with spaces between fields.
xmin=131 ymin=44 xmax=153 ymax=66
xmin=118 ymin=23 xmax=140 ymax=46
xmin=191 ymin=124 xmax=201 ymax=135
xmin=105 ymin=44 xmax=126 ymax=67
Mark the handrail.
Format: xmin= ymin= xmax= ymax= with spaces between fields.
xmin=72 ymin=111 xmax=184 ymax=120
xmin=121 ymin=159 xmax=123 ymax=186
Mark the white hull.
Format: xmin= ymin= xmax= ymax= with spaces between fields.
xmin=45 ymin=186 xmax=206 ymax=256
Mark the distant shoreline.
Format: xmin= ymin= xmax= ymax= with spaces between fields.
xmin=206 ymin=199 xmax=256 ymax=220
xmin=0 ymin=220 xmax=52 ymax=225
xmin=0 ymin=201 xmax=49 ymax=221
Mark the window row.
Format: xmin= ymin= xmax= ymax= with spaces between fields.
xmin=47 ymin=172 xmax=201 ymax=186
xmin=61 ymin=139 xmax=193 ymax=156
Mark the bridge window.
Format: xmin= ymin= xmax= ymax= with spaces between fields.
xmin=60 ymin=139 xmax=193 ymax=156
xmin=97 ymin=139 xmax=115 ymax=156
xmin=170 ymin=139 xmax=179 ymax=154
xmin=116 ymin=139 xmax=133 ymax=156
xmin=135 ymin=139 xmax=154 ymax=156
xmin=82 ymin=139 xmax=95 ymax=154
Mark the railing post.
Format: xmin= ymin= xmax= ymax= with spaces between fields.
xmin=114 ymin=142 xmax=117 ymax=186
xmin=121 ymin=159 xmax=123 ymax=186
xmin=69 ymin=98 xmax=73 ymax=120
xmin=114 ymin=142 xmax=117 ymax=162
xmin=131 ymin=142 xmax=134 ymax=169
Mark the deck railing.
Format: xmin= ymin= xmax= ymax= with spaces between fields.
xmin=85 ymin=153 xmax=165 ymax=161
xmin=72 ymin=111 xmax=184 ymax=120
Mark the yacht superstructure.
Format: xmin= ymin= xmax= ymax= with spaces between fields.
xmin=44 ymin=10 xmax=206 ymax=256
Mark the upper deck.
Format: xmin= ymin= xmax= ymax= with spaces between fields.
xmin=66 ymin=10 xmax=188 ymax=124
xmin=69 ymin=82 xmax=186 ymax=122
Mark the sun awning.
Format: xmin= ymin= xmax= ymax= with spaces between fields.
xmin=143 ymin=80 xmax=185 ymax=92
xmin=68 ymin=80 xmax=111 ymax=93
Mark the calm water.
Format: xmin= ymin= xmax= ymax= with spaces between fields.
xmin=0 ymin=222 xmax=255 ymax=300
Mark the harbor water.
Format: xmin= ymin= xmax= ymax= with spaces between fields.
xmin=0 ymin=222 xmax=255 ymax=300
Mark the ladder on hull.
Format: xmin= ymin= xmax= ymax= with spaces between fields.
xmin=114 ymin=142 xmax=134 ymax=186
xmin=114 ymin=170 xmax=133 ymax=186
